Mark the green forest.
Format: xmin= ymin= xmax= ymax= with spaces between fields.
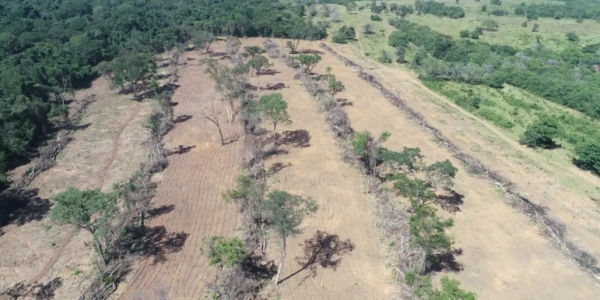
xmin=0 ymin=0 xmax=330 ymax=186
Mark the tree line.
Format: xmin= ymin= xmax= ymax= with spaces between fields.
xmin=387 ymin=18 xmax=600 ymax=175
xmin=0 ymin=0 xmax=328 ymax=187
xmin=514 ymin=0 xmax=600 ymax=21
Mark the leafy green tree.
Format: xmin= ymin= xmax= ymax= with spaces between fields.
xmin=405 ymin=274 xmax=477 ymax=300
xmin=378 ymin=147 xmax=424 ymax=175
xmin=519 ymin=115 xmax=561 ymax=149
xmin=459 ymin=30 xmax=470 ymax=38
xmin=111 ymin=53 xmax=156 ymax=95
xmin=574 ymin=141 xmax=600 ymax=175
xmin=481 ymin=20 xmax=499 ymax=31
xmin=193 ymin=31 xmax=216 ymax=57
xmin=396 ymin=47 xmax=407 ymax=63
xmin=332 ymin=26 xmax=356 ymax=44
xmin=392 ymin=173 xmax=435 ymax=207
xmin=566 ymin=31 xmax=580 ymax=42
xmin=410 ymin=204 xmax=454 ymax=266
xmin=247 ymin=55 xmax=272 ymax=91
xmin=323 ymin=70 xmax=345 ymax=98
xmin=262 ymin=190 xmax=317 ymax=284
xmin=425 ymin=160 xmax=458 ymax=191
xmin=204 ymin=236 xmax=248 ymax=268
xmin=51 ymin=188 xmax=118 ymax=264
xmin=256 ymin=93 xmax=292 ymax=132
xmin=244 ymin=46 xmax=265 ymax=58
xmin=296 ymin=54 xmax=322 ymax=73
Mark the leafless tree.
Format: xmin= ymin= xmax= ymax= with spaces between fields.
xmin=203 ymin=102 xmax=226 ymax=146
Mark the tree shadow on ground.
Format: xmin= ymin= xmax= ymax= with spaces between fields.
xmin=131 ymin=83 xmax=180 ymax=101
xmin=174 ymin=114 xmax=193 ymax=123
xmin=259 ymin=69 xmax=280 ymax=76
xmin=0 ymin=188 xmax=51 ymax=228
xmin=435 ymin=190 xmax=465 ymax=213
xmin=278 ymin=231 xmax=355 ymax=284
xmin=147 ymin=205 xmax=175 ymax=219
xmin=299 ymin=49 xmax=325 ymax=55
xmin=275 ymin=130 xmax=311 ymax=148
xmin=168 ymin=145 xmax=196 ymax=156
xmin=430 ymin=248 xmax=463 ymax=273
xmin=121 ymin=225 xmax=188 ymax=265
xmin=263 ymin=148 xmax=289 ymax=160
xmin=267 ymin=162 xmax=292 ymax=176
xmin=31 ymin=277 xmax=63 ymax=300
xmin=241 ymin=254 xmax=278 ymax=282
xmin=265 ymin=83 xmax=287 ymax=91
xmin=1 ymin=277 xmax=63 ymax=300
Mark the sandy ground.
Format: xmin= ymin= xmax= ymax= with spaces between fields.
xmin=302 ymin=41 xmax=598 ymax=299
xmin=0 ymin=77 xmax=155 ymax=299
xmin=242 ymin=38 xmax=392 ymax=300
xmin=333 ymin=45 xmax=600 ymax=266
xmin=113 ymin=51 xmax=243 ymax=300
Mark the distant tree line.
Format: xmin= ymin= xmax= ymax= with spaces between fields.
xmin=414 ymin=0 xmax=465 ymax=19
xmin=514 ymin=0 xmax=600 ymax=21
xmin=388 ymin=18 xmax=600 ymax=175
xmin=0 ymin=0 xmax=328 ymax=185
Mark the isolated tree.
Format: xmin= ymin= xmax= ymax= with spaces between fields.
xmin=257 ymin=93 xmax=292 ymax=132
xmin=460 ymin=30 xmax=470 ymax=38
xmin=296 ymin=54 xmax=321 ymax=73
xmin=262 ymin=190 xmax=318 ymax=284
xmin=203 ymin=102 xmax=226 ymax=146
xmin=566 ymin=31 xmax=580 ymax=42
xmin=323 ymin=69 xmax=345 ymax=98
xmin=51 ymin=188 xmax=117 ymax=264
xmin=519 ymin=115 xmax=560 ymax=149
xmin=247 ymin=55 xmax=272 ymax=91
xmin=532 ymin=24 xmax=540 ymax=32
xmin=362 ymin=24 xmax=374 ymax=35
xmin=481 ymin=19 xmax=499 ymax=31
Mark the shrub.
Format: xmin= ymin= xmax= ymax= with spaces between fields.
xmin=378 ymin=51 xmax=393 ymax=63
xmin=332 ymin=25 xmax=356 ymax=44
xmin=574 ymin=141 xmax=600 ymax=175
xmin=370 ymin=14 xmax=383 ymax=21
xmin=519 ymin=115 xmax=561 ymax=149
xmin=459 ymin=30 xmax=470 ymax=38
xmin=566 ymin=31 xmax=580 ymax=42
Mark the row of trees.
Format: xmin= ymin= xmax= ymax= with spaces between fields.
xmin=414 ymin=0 xmax=466 ymax=19
xmin=350 ymin=131 xmax=476 ymax=298
xmin=514 ymin=0 xmax=600 ymax=21
xmin=386 ymin=17 xmax=600 ymax=175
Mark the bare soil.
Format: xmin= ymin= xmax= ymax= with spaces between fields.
xmin=113 ymin=50 xmax=243 ymax=300
xmin=0 ymin=77 xmax=155 ymax=299
xmin=304 ymin=41 xmax=598 ymax=299
xmin=242 ymin=38 xmax=392 ymax=300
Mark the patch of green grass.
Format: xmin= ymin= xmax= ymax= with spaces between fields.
xmin=352 ymin=0 xmax=600 ymax=51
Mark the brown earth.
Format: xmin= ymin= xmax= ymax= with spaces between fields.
xmin=113 ymin=50 xmax=243 ymax=300
xmin=332 ymin=44 xmax=600 ymax=265
xmin=0 ymin=77 xmax=155 ymax=299
xmin=242 ymin=38 xmax=392 ymax=300
xmin=297 ymin=41 xmax=598 ymax=299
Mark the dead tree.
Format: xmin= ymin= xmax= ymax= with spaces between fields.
xmin=203 ymin=102 xmax=226 ymax=146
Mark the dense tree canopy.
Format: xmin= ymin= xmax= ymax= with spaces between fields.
xmin=0 ymin=0 xmax=329 ymax=184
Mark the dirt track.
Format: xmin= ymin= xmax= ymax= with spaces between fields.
xmin=115 ymin=51 xmax=243 ymax=300
xmin=307 ymin=42 xmax=598 ymax=299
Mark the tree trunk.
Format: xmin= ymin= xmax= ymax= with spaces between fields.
xmin=257 ymin=74 xmax=261 ymax=92
xmin=275 ymin=237 xmax=286 ymax=284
